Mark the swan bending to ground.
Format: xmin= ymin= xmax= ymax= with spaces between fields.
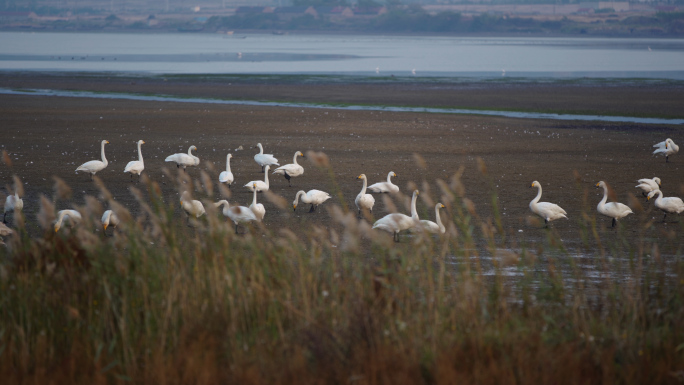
xmin=653 ymin=138 xmax=679 ymax=163
xmin=54 ymin=209 xmax=82 ymax=232
xmin=249 ymin=184 xmax=265 ymax=221
xmin=635 ymin=177 xmax=661 ymax=197
xmin=355 ymin=174 xmax=375 ymax=217
xmin=101 ymin=209 xmax=120 ymax=234
xmin=293 ymin=189 xmax=331 ymax=212
xmin=420 ymin=203 xmax=446 ymax=234
xmin=372 ymin=190 xmax=420 ymax=242
xmin=124 ymin=140 xmax=145 ymax=181
xmin=244 ymin=165 xmax=270 ymax=192
xmin=368 ymin=171 xmax=399 ymax=194
xmin=647 ymin=189 xmax=684 ymax=222
xmin=253 ymin=143 xmax=279 ymax=172
xmin=273 ymin=151 xmax=304 ymax=187
xmin=180 ymin=191 xmax=205 ymax=224
xmin=529 ymin=181 xmax=568 ymax=226
xmin=3 ymin=191 xmax=23 ymax=224
xmin=165 ymin=145 xmax=199 ymax=171
xmin=219 ymin=154 xmax=234 ymax=186
xmin=214 ymin=200 xmax=257 ymax=234
xmin=76 ymin=140 xmax=109 ymax=179
xmin=596 ymin=181 xmax=633 ymax=227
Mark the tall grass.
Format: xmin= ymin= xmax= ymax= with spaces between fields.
xmin=0 ymin=158 xmax=682 ymax=384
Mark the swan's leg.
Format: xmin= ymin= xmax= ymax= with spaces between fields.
xmin=177 ymin=164 xmax=180 ymax=168
xmin=544 ymin=219 xmax=549 ymax=228
xmin=663 ymin=213 xmax=667 ymax=222
xmin=235 ymin=223 xmax=239 ymax=234
xmin=261 ymin=165 xmax=264 ymax=173
xmin=284 ymin=172 xmax=291 ymax=187
xmin=611 ymin=218 xmax=616 ymax=228
xmin=666 ymin=155 xmax=669 ymax=163
xmin=642 ymin=191 xmax=647 ymax=197
xmin=2 ymin=212 xmax=6 ymax=224
xmin=309 ymin=204 xmax=315 ymax=213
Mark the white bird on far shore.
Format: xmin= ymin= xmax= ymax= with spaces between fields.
xmin=635 ymin=177 xmax=661 ymax=197
xmin=219 ymin=153 xmax=234 ymax=186
xmin=76 ymin=140 xmax=109 ymax=179
xmin=165 ymin=145 xmax=199 ymax=171
xmin=3 ymin=191 xmax=23 ymax=224
xmin=596 ymin=181 xmax=633 ymax=228
xmin=653 ymin=138 xmax=679 ymax=163
xmin=124 ymin=140 xmax=145 ymax=181
xmin=529 ymin=181 xmax=567 ymax=227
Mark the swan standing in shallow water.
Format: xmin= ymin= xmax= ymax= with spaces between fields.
xmin=180 ymin=191 xmax=205 ymax=224
xmin=76 ymin=140 xmax=109 ymax=179
xmin=54 ymin=210 xmax=82 ymax=232
xmin=647 ymin=189 xmax=684 ymax=222
xmin=635 ymin=177 xmax=661 ymax=197
xmin=101 ymin=210 xmax=120 ymax=234
xmin=219 ymin=154 xmax=234 ymax=187
xmin=244 ymin=165 xmax=270 ymax=192
xmin=214 ymin=200 xmax=257 ymax=234
xmin=529 ymin=181 xmax=568 ymax=227
xmin=653 ymin=138 xmax=679 ymax=163
xmin=355 ymin=174 xmax=375 ymax=217
xmin=124 ymin=140 xmax=145 ymax=181
xmin=293 ymin=189 xmax=331 ymax=212
xmin=3 ymin=191 xmax=23 ymax=224
xmin=596 ymin=181 xmax=633 ymax=227
xmin=249 ymin=183 xmax=266 ymax=221
xmin=372 ymin=190 xmax=420 ymax=242
xmin=253 ymin=143 xmax=279 ymax=173
xmin=273 ymin=151 xmax=304 ymax=187
xmin=420 ymin=203 xmax=446 ymax=234
xmin=368 ymin=171 xmax=399 ymax=194
xmin=165 ymin=145 xmax=199 ymax=171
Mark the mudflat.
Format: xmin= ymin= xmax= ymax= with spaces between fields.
xmin=1 ymin=75 xmax=682 ymax=248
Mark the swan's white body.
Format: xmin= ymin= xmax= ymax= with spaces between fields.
xmin=596 ymin=181 xmax=633 ymax=227
xmin=368 ymin=171 xmax=399 ymax=194
xmin=214 ymin=200 xmax=257 ymax=234
xmin=653 ymin=138 xmax=679 ymax=162
xmin=249 ymin=184 xmax=265 ymax=221
xmin=293 ymin=189 xmax=331 ymax=212
xmin=420 ymin=203 xmax=446 ymax=234
xmin=76 ymin=140 xmax=109 ymax=178
xmin=165 ymin=145 xmax=199 ymax=170
xmin=273 ymin=151 xmax=304 ymax=186
xmin=54 ymin=209 xmax=82 ymax=232
xmin=529 ymin=181 xmax=568 ymax=225
xmin=180 ymin=191 xmax=205 ymax=219
xmin=355 ymin=174 xmax=376 ymax=216
xmin=372 ymin=190 xmax=420 ymax=242
xmin=636 ymin=177 xmax=661 ymax=196
xmin=218 ymin=154 xmax=234 ymax=186
xmin=124 ymin=140 xmax=145 ymax=179
xmin=101 ymin=209 xmax=120 ymax=231
xmin=648 ymin=189 xmax=684 ymax=221
xmin=244 ymin=165 xmax=270 ymax=192
xmin=3 ymin=191 xmax=23 ymax=223
xmin=253 ymin=143 xmax=279 ymax=172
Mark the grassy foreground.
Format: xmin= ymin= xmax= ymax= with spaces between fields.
xmin=0 ymin=157 xmax=682 ymax=384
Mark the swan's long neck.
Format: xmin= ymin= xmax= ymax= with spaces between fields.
xmin=531 ymin=184 xmax=542 ymax=205
xmin=101 ymin=141 xmax=108 ymax=165
xmin=103 ymin=211 xmax=111 ymax=225
xmin=410 ymin=192 xmax=419 ymax=220
xmin=226 ymin=155 xmax=232 ymax=173
xmin=435 ymin=205 xmax=445 ymax=233
xmin=655 ymin=190 xmax=663 ymax=204
xmin=215 ymin=200 xmax=228 ymax=208
xmin=599 ymin=184 xmax=608 ymax=206
xmin=188 ymin=147 xmax=194 ymax=156
xmin=257 ymin=144 xmax=264 ymax=155
xmin=293 ymin=153 xmax=299 ymax=165
xmin=360 ymin=177 xmax=367 ymax=195
xmin=387 ymin=172 xmax=393 ymax=183
xmin=252 ymin=188 xmax=258 ymax=206
xmin=137 ymin=141 xmax=143 ymax=162
xmin=263 ymin=167 xmax=269 ymax=185
xmin=295 ymin=191 xmax=305 ymax=205
xmin=56 ymin=211 xmax=66 ymax=228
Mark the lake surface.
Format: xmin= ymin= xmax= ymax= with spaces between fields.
xmin=1 ymin=32 xmax=684 ymax=79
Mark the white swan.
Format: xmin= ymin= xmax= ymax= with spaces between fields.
xmin=420 ymin=203 xmax=446 ymax=234
xmin=54 ymin=209 xmax=82 ymax=232
xmin=635 ymin=177 xmax=661 ymax=197
xmin=76 ymin=140 xmax=109 ymax=179
xmin=101 ymin=209 xmax=120 ymax=233
xmin=249 ymin=183 xmax=265 ymax=221
xmin=596 ymin=181 xmax=633 ymax=227
xmin=647 ymin=189 xmax=684 ymax=222
xmin=368 ymin=171 xmax=399 ymax=194
xmin=653 ymin=138 xmax=679 ymax=163
xmin=293 ymin=189 xmax=331 ymax=212
xmin=218 ymin=153 xmax=234 ymax=186
xmin=372 ymin=190 xmax=420 ymax=242
xmin=214 ymin=200 xmax=257 ymax=234
xmin=529 ymin=181 xmax=568 ymax=226
xmin=165 ymin=145 xmax=199 ymax=171
xmin=124 ymin=140 xmax=145 ymax=181
xmin=355 ymin=174 xmax=376 ymax=217
xmin=273 ymin=151 xmax=304 ymax=187
xmin=180 ymin=191 xmax=205 ymax=221
xmin=3 ymin=191 xmax=23 ymax=224
xmin=253 ymin=143 xmax=279 ymax=172
xmin=244 ymin=165 xmax=271 ymax=192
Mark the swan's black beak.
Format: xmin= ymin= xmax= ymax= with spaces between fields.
xmin=293 ymin=205 xmax=297 ymax=212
